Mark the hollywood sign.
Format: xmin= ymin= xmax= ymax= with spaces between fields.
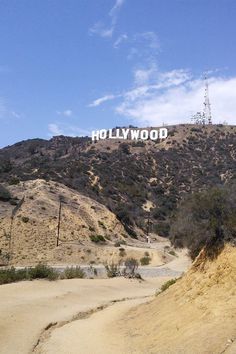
xmin=92 ymin=128 xmax=168 ymax=141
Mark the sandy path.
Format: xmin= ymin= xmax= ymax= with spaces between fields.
xmin=35 ymin=297 xmax=149 ymax=354
xmin=0 ymin=277 xmax=170 ymax=354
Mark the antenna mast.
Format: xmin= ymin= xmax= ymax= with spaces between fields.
xmin=204 ymin=74 xmax=212 ymax=124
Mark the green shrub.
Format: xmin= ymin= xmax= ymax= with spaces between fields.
xmin=63 ymin=266 xmax=85 ymax=279
xmin=0 ymin=185 xmax=11 ymax=202
xmin=160 ymin=278 xmax=177 ymax=292
xmin=28 ymin=264 xmax=59 ymax=281
xmin=119 ymin=248 xmax=126 ymax=257
xmin=8 ymin=177 xmax=20 ymax=185
xmin=140 ymin=256 xmax=151 ymax=265
xmin=0 ymin=267 xmax=28 ymax=285
xmin=89 ymin=234 xmax=106 ymax=244
xmin=105 ymin=263 xmax=121 ymax=278
xmin=170 ymin=183 xmax=236 ymax=259
xmin=98 ymin=220 xmax=106 ymax=229
xmin=169 ymin=250 xmax=177 ymax=256
xmin=22 ymin=216 xmax=29 ymax=223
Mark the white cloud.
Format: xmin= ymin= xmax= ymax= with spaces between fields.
xmin=113 ymin=34 xmax=128 ymax=48
xmin=0 ymin=98 xmax=23 ymax=120
xmin=57 ymin=109 xmax=73 ymax=117
xmin=48 ymin=123 xmax=91 ymax=137
xmin=89 ymin=0 xmax=125 ymax=38
xmin=109 ymin=0 xmax=125 ymax=16
xmin=135 ymin=32 xmax=159 ymax=50
xmin=88 ymin=94 xmax=116 ymax=107
xmin=126 ymin=32 xmax=160 ymax=61
xmin=133 ymin=63 xmax=158 ymax=85
xmin=11 ymin=111 xmax=21 ymax=119
xmin=48 ymin=123 xmax=63 ymax=136
xmin=88 ymin=69 xmax=192 ymax=109
xmin=89 ymin=22 xmax=114 ymax=38
xmin=116 ymin=73 xmax=236 ymax=126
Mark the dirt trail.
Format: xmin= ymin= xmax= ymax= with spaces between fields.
xmin=28 ymin=246 xmax=236 ymax=354
xmin=0 ymin=277 xmax=170 ymax=354
xmin=34 ymin=297 xmax=149 ymax=354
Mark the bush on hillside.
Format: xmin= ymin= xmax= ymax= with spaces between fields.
xmin=105 ymin=263 xmax=121 ymax=278
xmin=89 ymin=234 xmax=106 ymax=244
xmin=170 ymin=183 xmax=236 ymax=260
xmin=0 ymin=264 xmax=59 ymax=284
xmin=140 ymin=255 xmax=151 ymax=265
xmin=28 ymin=264 xmax=59 ymax=280
xmin=160 ymin=278 xmax=177 ymax=293
xmin=62 ymin=266 xmax=85 ymax=279
xmin=0 ymin=184 xmax=11 ymax=201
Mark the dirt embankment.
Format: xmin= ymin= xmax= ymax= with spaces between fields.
xmin=0 ymin=179 xmax=130 ymax=265
xmin=111 ymin=244 xmax=236 ymax=354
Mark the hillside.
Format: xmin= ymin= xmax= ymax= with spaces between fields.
xmin=0 ymin=179 xmax=172 ymax=266
xmin=0 ymin=124 xmax=236 ymax=238
xmin=108 ymin=244 xmax=236 ymax=354
xmin=0 ymin=179 xmax=129 ymax=265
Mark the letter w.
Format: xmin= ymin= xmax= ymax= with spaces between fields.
xmin=130 ymin=130 xmax=140 ymax=140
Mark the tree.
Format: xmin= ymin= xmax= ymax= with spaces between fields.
xmin=0 ymin=185 xmax=11 ymax=201
xmin=170 ymin=183 xmax=236 ymax=259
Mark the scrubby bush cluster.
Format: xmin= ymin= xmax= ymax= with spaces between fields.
xmin=62 ymin=266 xmax=85 ymax=279
xmin=170 ymin=183 xmax=236 ymax=259
xmin=158 ymin=278 xmax=177 ymax=294
xmin=0 ymin=264 xmax=85 ymax=285
xmin=105 ymin=263 xmax=121 ymax=278
xmin=0 ymin=184 xmax=11 ymax=201
xmin=89 ymin=234 xmax=106 ymax=243
xmin=105 ymin=257 xmax=141 ymax=279
xmin=140 ymin=252 xmax=151 ymax=265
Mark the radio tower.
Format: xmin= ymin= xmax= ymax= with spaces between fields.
xmin=203 ymin=74 xmax=212 ymax=124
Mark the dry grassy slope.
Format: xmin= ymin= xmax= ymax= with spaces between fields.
xmin=115 ymin=244 xmax=236 ymax=354
xmin=0 ymin=179 xmax=131 ymax=266
xmin=89 ymin=124 xmax=236 ymax=152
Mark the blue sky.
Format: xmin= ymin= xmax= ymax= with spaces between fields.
xmin=0 ymin=0 xmax=236 ymax=147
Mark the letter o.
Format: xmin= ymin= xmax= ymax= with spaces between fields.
xmin=140 ymin=130 xmax=149 ymax=140
xmin=150 ymin=130 xmax=158 ymax=140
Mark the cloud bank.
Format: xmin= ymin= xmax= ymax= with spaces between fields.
xmin=48 ymin=123 xmax=90 ymax=137
xmin=116 ymin=73 xmax=236 ymax=126
xmin=89 ymin=67 xmax=236 ymax=126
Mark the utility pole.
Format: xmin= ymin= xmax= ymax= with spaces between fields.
xmin=145 ymin=212 xmax=151 ymax=244
xmin=56 ymin=196 xmax=63 ymax=247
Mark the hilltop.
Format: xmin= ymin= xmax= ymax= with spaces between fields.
xmin=1 ymin=124 xmax=236 ymax=239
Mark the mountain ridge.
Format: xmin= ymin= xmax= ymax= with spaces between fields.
xmin=1 ymin=124 xmax=236 ymax=239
